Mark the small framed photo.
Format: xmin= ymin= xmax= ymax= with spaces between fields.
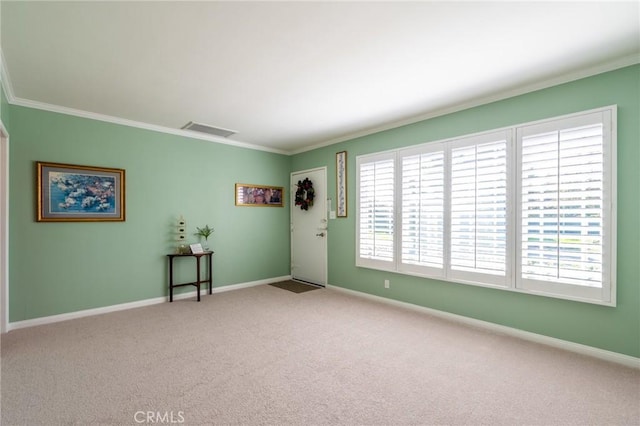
xmin=190 ymin=243 xmax=204 ymax=254
xmin=235 ymin=184 xmax=284 ymax=207
xmin=37 ymin=161 xmax=125 ymax=222
xmin=336 ymin=151 xmax=347 ymax=217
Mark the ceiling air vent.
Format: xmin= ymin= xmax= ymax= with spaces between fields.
xmin=181 ymin=121 xmax=237 ymax=138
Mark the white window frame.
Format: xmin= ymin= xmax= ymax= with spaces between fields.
xmin=355 ymin=151 xmax=397 ymax=272
xmin=515 ymin=108 xmax=616 ymax=305
xmin=398 ymin=141 xmax=447 ymax=279
xmin=445 ymin=130 xmax=513 ymax=288
xmin=355 ymin=106 xmax=616 ymax=306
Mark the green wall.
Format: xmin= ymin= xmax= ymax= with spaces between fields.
xmin=292 ymin=64 xmax=640 ymax=358
xmin=8 ymin=106 xmax=291 ymax=321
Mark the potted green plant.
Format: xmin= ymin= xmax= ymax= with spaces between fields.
xmin=195 ymin=225 xmax=214 ymax=251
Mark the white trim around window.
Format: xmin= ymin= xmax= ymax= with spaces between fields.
xmin=355 ymin=106 xmax=617 ymax=306
xmin=515 ymin=109 xmax=616 ymax=305
xmin=356 ymin=151 xmax=397 ymax=271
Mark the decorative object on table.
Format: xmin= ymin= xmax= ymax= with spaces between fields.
xmin=336 ymin=151 xmax=347 ymax=217
xmin=36 ymin=161 xmax=125 ymax=222
xmin=190 ymin=243 xmax=204 ymax=254
xmin=175 ymin=215 xmax=189 ymax=254
xmin=294 ymin=178 xmax=315 ymax=211
xmin=235 ymin=184 xmax=284 ymax=207
xmin=195 ymin=225 xmax=214 ymax=250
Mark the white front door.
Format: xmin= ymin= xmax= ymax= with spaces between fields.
xmin=291 ymin=167 xmax=327 ymax=286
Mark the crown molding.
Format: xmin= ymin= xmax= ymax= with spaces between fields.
xmin=0 ymin=46 xmax=288 ymax=155
xmin=0 ymin=49 xmax=16 ymax=105
xmin=9 ymin=96 xmax=290 ymax=155
xmin=291 ymin=53 xmax=640 ymax=155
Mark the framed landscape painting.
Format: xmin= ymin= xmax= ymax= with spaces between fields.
xmin=235 ymin=183 xmax=284 ymax=207
xmin=36 ymin=161 xmax=126 ymax=222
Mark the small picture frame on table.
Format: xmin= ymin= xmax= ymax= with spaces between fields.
xmin=190 ymin=243 xmax=204 ymax=254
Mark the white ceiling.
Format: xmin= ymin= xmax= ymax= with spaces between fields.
xmin=2 ymin=1 xmax=639 ymax=154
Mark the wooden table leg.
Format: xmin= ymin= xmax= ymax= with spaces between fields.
xmin=208 ymin=253 xmax=213 ymax=295
xmin=169 ymin=257 xmax=174 ymax=302
xmin=196 ymin=256 xmax=201 ymax=302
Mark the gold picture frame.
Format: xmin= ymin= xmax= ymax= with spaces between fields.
xmin=235 ymin=183 xmax=284 ymax=207
xmin=36 ymin=161 xmax=125 ymax=222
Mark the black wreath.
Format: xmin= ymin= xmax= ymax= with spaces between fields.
xmin=294 ymin=178 xmax=315 ymax=211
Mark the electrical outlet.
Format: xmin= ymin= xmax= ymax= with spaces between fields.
xmin=384 ymin=279 xmax=390 ymax=289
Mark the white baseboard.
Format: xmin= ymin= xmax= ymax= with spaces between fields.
xmin=327 ymin=284 xmax=640 ymax=370
xmin=7 ymin=275 xmax=291 ymax=332
xmin=212 ymin=275 xmax=291 ymax=294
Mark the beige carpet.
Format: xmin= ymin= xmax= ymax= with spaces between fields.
xmin=2 ymin=284 xmax=639 ymax=425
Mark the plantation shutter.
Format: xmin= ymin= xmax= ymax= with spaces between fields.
xmin=356 ymin=153 xmax=395 ymax=269
xmin=400 ymin=146 xmax=445 ymax=275
xmin=519 ymin=114 xmax=608 ymax=289
xmin=355 ymin=106 xmax=614 ymax=305
xmin=449 ymin=133 xmax=509 ymax=285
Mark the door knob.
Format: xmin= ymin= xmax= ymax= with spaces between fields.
xmin=315 ymin=232 xmax=325 ymax=237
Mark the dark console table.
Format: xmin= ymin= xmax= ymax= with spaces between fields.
xmin=166 ymin=251 xmax=213 ymax=302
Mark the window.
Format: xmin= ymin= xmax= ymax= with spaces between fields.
xmin=356 ymin=152 xmax=395 ymax=269
xmin=356 ymin=106 xmax=616 ymax=305
xmin=448 ymin=133 xmax=510 ymax=286
xmin=516 ymin=111 xmax=614 ymax=303
xmin=400 ymin=144 xmax=445 ymax=277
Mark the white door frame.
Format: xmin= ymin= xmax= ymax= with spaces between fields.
xmin=290 ymin=166 xmax=328 ymax=286
xmin=0 ymin=121 xmax=8 ymax=333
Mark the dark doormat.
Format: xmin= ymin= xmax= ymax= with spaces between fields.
xmin=269 ymin=280 xmax=321 ymax=294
